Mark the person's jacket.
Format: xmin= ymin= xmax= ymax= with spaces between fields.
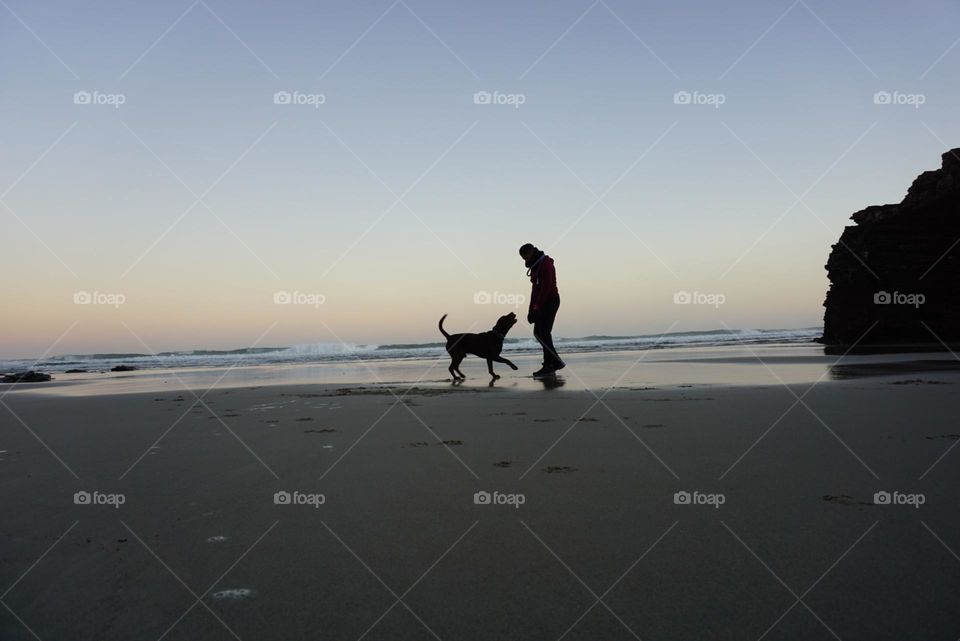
xmin=528 ymin=254 xmax=559 ymax=313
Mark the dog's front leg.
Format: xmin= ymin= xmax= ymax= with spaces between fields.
xmin=486 ymin=359 xmax=500 ymax=379
xmin=494 ymin=356 xmax=518 ymax=371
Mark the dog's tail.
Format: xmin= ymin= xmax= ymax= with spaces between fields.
xmin=438 ymin=314 xmax=451 ymax=339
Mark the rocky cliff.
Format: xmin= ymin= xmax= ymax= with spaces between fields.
xmin=822 ymin=148 xmax=960 ymax=345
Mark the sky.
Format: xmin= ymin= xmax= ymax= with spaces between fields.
xmin=1 ymin=0 xmax=958 ymax=358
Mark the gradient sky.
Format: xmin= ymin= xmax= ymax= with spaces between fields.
xmin=1 ymin=0 xmax=958 ymax=358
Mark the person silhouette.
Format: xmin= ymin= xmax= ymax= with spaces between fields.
xmin=519 ymin=243 xmax=565 ymax=377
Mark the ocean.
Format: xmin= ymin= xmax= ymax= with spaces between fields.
xmin=2 ymin=327 xmax=822 ymax=374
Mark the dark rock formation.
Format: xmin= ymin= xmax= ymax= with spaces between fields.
xmin=110 ymin=365 xmax=138 ymax=372
xmin=823 ymin=149 xmax=960 ymax=345
xmin=2 ymin=371 xmax=53 ymax=383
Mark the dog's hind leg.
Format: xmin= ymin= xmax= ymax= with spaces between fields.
xmin=450 ymin=354 xmax=466 ymax=380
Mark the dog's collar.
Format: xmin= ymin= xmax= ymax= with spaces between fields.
xmin=492 ymin=329 xmax=506 ymax=340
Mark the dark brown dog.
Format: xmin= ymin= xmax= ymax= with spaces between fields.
xmin=439 ymin=312 xmax=519 ymax=380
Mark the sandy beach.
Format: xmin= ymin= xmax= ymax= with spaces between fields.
xmin=2 ymin=351 xmax=959 ymax=640
xmin=4 ymin=0 xmax=958 ymax=637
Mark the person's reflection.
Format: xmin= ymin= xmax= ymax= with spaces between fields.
xmin=537 ymin=374 xmax=566 ymax=390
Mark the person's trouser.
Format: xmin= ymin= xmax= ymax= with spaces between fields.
xmin=533 ymin=296 xmax=562 ymax=367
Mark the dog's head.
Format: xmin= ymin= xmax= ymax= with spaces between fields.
xmin=494 ymin=312 xmax=518 ymax=335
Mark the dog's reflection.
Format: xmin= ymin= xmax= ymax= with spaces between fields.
xmin=449 ymin=375 xmax=562 ymax=390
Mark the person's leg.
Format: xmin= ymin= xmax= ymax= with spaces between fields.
xmin=533 ymin=297 xmax=562 ymax=368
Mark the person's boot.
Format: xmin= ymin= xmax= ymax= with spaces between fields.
xmin=532 ymin=363 xmax=553 ymax=377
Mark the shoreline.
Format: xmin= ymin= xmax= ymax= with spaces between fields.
xmin=4 ymin=343 xmax=960 ymax=397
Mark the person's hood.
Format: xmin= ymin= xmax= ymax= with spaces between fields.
xmin=525 ymin=249 xmax=546 ymax=273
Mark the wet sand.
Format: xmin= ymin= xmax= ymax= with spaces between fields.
xmin=1 ymin=354 xmax=959 ymax=639
xmin=12 ymin=343 xmax=960 ymax=397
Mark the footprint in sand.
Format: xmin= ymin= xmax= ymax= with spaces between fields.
xmin=407 ymin=442 xmax=430 ymax=447
xmin=822 ymin=494 xmax=872 ymax=506
xmin=544 ymin=466 xmax=577 ymax=474
xmin=642 ymin=424 xmax=665 ymax=428
xmin=533 ymin=419 xmax=555 ymax=423
xmin=303 ymin=428 xmax=337 ymax=433
xmin=206 ymin=535 xmax=229 ymax=543
xmin=493 ymin=461 xmax=514 ymax=468
xmin=438 ymin=440 xmax=463 ymax=446
xmin=295 ymin=417 xmax=314 ymax=422
xmin=577 ymin=418 xmax=598 ymax=422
